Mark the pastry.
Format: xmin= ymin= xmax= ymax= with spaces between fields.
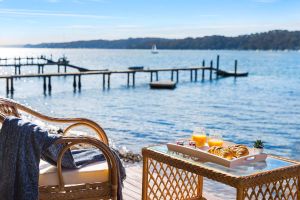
xmin=208 ymin=145 xmax=249 ymax=160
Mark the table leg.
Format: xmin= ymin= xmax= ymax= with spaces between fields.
xmin=142 ymin=156 xmax=149 ymax=200
xmin=236 ymin=188 xmax=244 ymax=200
xmin=198 ymin=175 xmax=203 ymax=197
xmin=298 ymin=176 xmax=300 ymax=200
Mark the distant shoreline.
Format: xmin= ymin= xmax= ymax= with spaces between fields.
xmin=22 ymin=30 xmax=300 ymax=50
xmin=1 ymin=47 xmax=300 ymax=52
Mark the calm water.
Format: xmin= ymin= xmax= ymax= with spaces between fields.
xmin=0 ymin=48 xmax=300 ymax=161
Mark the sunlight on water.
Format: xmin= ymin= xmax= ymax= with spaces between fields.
xmin=0 ymin=48 xmax=300 ymax=162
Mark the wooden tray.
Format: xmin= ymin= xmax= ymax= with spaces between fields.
xmin=167 ymin=143 xmax=267 ymax=168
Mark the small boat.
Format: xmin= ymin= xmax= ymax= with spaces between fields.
xmin=150 ymin=80 xmax=176 ymax=89
xmin=151 ymin=44 xmax=158 ymax=54
xmin=216 ymin=70 xmax=249 ymax=77
xmin=128 ymin=66 xmax=144 ymax=70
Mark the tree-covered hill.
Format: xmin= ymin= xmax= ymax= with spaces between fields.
xmin=24 ymin=30 xmax=300 ymax=50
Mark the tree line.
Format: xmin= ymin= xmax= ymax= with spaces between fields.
xmin=25 ymin=30 xmax=300 ymax=50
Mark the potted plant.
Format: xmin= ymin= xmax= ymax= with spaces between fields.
xmin=253 ymin=140 xmax=264 ymax=154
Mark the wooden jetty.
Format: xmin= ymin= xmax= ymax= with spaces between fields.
xmin=0 ymin=55 xmax=248 ymax=95
xmin=0 ymin=55 xmax=89 ymax=74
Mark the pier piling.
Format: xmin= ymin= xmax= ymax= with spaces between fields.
xmin=43 ymin=77 xmax=47 ymax=91
xmin=6 ymin=78 xmax=9 ymax=93
xmin=202 ymin=60 xmax=205 ymax=80
xmin=234 ymin=60 xmax=238 ymax=75
xmin=127 ymin=73 xmax=130 ymax=86
xmin=216 ymin=55 xmax=220 ymax=78
xmin=103 ymin=74 xmax=106 ymax=89
xmin=155 ymin=71 xmax=158 ymax=81
xmin=10 ymin=78 xmax=14 ymax=92
xmin=78 ymin=75 xmax=82 ymax=90
xmin=210 ymin=60 xmax=213 ymax=80
xmin=195 ymin=70 xmax=198 ymax=82
xmin=133 ymin=72 xmax=135 ymax=86
xmin=73 ymin=75 xmax=77 ymax=89
xmin=48 ymin=77 xmax=52 ymax=91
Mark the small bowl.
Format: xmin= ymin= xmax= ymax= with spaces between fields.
xmin=254 ymin=148 xmax=264 ymax=154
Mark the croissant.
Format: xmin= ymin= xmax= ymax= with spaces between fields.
xmin=208 ymin=146 xmax=234 ymax=160
xmin=229 ymin=145 xmax=249 ymax=158
xmin=208 ymin=145 xmax=249 ymax=160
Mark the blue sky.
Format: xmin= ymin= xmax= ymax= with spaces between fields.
xmin=0 ymin=0 xmax=300 ymax=45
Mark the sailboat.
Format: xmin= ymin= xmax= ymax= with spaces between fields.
xmin=151 ymin=44 xmax=158 ymax=54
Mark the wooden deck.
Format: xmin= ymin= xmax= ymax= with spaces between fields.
xmin=124 ymin=165 xmax=223 ymax=200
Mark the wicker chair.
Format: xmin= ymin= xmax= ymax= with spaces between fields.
xmin=0 ymin=98 xmax=119 ymax=200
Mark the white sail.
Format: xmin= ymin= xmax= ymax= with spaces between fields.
xmin=151 ymin=44 xmax=158 ymax=54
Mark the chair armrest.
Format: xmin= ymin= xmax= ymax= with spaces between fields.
xmin=54 ymin=137 xmax=119 ymax=199
xmin=0 ymin=98 xmax=109 ymax=145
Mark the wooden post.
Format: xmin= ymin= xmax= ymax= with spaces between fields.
xmin=48 ymin=76 xmax=52 ymax=91
xmin=6 ymin=78 xmax=9 ymax=93
xmin=103 ymin=74 xmax=106 ymax=89
xmin=133 ymin=72 xmax=135 ymax=86
xmin=64 ymin=65 xmax=67 ymax=73
xmin=42 ymin=65 xmax=44 ymax=74
xmin=202 ymin=60 xmax=205 ymax=80
xmin=176 ymin=70 xmax=179 ymax=82
xmin=108 ymin=74 xmax=110 ymax=88
xmin=38 ymin=65 xmax=41 ymax=74
xmin=190 ymin=70 xmax=193 ymax=82
xmin=210 ymin=60 xmax=213 ymax=80
xmin=14 ymin=66 xmax=17 ymax=75
xmin=142 ymin=157 xmax=149 ymax=200
xmin=234 ymin=60 xmax=238 ymax=75
xmin=216 ymin=55 xmax=220 ymax=79
xmin=127 ymin=73 xmax=130 ymax=86
xmin=57 ymin=65 xmax=60 ymax=73
xmin=171 ymin=70 xmax=174 ymax=81
xmin=195 ymin=69 xmax=198 ymax=82
xmin=10 ymin=78 xmax=14 ymax=93
xmin=150 ymin=72 xmax=153 ymax=82
xmin=78 ymin=75 xmax=82 ymax=89
xmin=73 ymin=75 xmax=77 ymax=89
xmin=18 ymin=65 xmax=21 ymax=75
xmin=155 ymin=71 xmax=158 ymax=81
xmin=216 ymin=55 xmax=220 ymax=71
xmin=43 ymin=77 xmax=47 ymax=91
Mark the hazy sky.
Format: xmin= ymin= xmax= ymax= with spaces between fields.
xmin=0 ymin=0 xmax=300 ymax=45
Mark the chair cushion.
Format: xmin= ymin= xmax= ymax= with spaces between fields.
xmin=39 ymin=160 xmax=109 ymax=186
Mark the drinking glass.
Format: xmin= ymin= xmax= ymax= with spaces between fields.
xmin=191 ymin=127 xmax=207 ymax=147
xmin=208 ymin=130 xmax=224 ymax=147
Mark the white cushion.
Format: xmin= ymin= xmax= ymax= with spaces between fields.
xmin=39 ymin=160 xmax=109 ymax=186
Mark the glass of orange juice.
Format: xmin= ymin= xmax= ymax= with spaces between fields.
xmin=191 ymin=127 xmax=207 ymax=147
xmin=208 ymin=131 xmax=224 ymax=147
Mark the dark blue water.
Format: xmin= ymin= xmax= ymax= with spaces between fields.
xmin=1 ymin=48 xmax=300 ymax=161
